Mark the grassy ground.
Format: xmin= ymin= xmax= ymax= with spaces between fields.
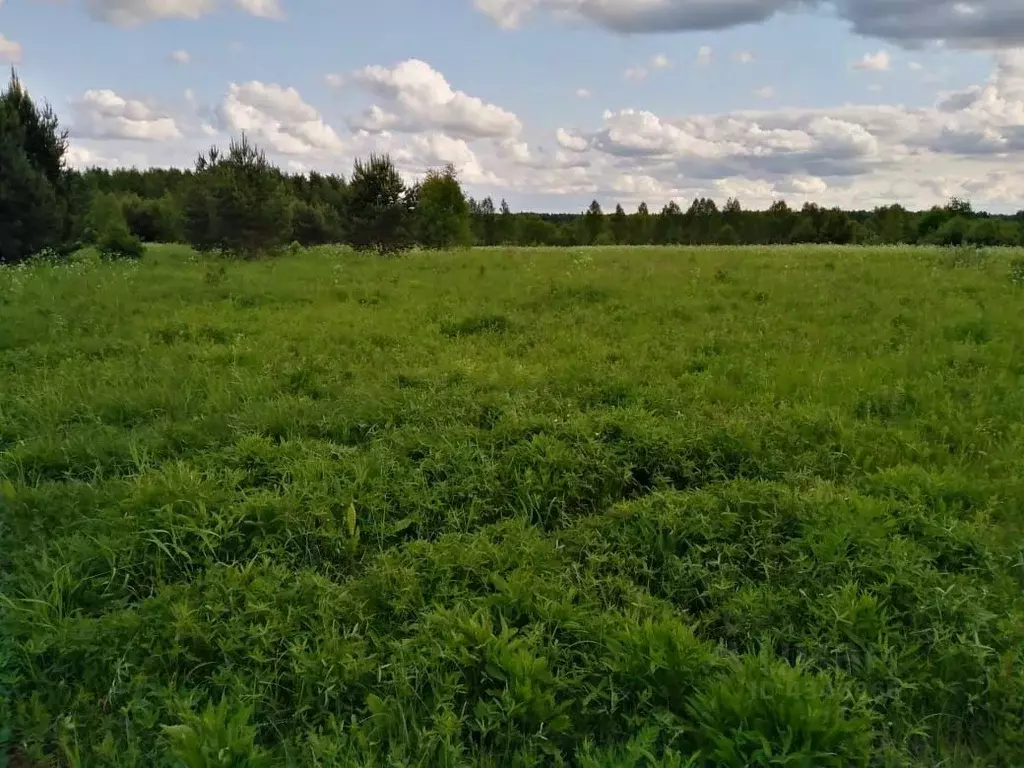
xmin=2 ymin=244 xmax=1023 ymax=766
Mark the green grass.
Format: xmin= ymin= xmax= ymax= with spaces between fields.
xmin=2 ymin=244 xmax=1023 ymax=766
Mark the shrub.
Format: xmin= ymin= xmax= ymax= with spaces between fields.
xmin=87 ymin=192 xmax=143 ymax=259
xmin=123 ymin=193 xmax=183 ymax=243
xmin=347 ymin=154 xmax=413 ymax=256
xmin=183 ymin=134 xmax=293 ymax=259
xmin=97 ymin=227 xmax=145 ymax=260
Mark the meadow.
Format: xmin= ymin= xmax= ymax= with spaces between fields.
xmin=1 ymin=244 xmax=1023 ymax=766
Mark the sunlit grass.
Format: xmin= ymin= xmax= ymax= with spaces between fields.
xmin=2 ymin=244 xmax=1023 ymax=765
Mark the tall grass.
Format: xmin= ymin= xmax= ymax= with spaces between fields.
xmin=2 ymin=244 xmax=1023 ymax=766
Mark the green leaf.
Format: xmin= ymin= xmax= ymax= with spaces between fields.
xmin=345 ymin=501 xmax=357 ymax=539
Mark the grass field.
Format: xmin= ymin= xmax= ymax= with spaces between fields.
xmin=2 ymin=244 xmax=1023 ymax=766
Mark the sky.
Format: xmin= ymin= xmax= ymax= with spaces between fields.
xmin=2 ymin=1 xmax=1024 ymax=213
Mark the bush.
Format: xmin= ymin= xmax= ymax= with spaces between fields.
xmin=123 ymin=193 xmax=183 ymax=243
xmin=347 ymin=154 xmax=413 ymax=256
xmin=97 ymin=227 xmax=145 ymax=260
xmin=87 ymin=192 xmax=142 ymax=258
xmin=183 ymin=135 xmax=293 ymax=259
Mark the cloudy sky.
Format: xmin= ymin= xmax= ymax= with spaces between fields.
xmin=3 ymin=0 xmax=1024 ymax=212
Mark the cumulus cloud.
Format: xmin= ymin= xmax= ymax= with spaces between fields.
xmin=696 ymin=45 xmax=713 ymax=66
xmin=474 ymin=0 xmax=1024 ymax=49
xmin=218 ymin=81 xmax=345 ymax=155
xmin=851 ymin=50 xmax=891 ymax=71
xmin=233 ymin=0 xmax=283 ymax=18
xmin=345 ymin=59 xmax=522 ymax=139
xmin=72 ymin=89 xmax=182 ymax=141
xmin=0 ymin=33 xmax=20 ymax=63
xmin=80 ymin=0 xmax=282 ymax=26
xmin=651 ymin=53 xmax=671 ymax=68
xmin=542 ymin=51 xmax=1024 ymax=209
xmin=576 ymin=87 xmax=592 ymax=98
xmin=556 ymin=127 xmax=589 ymax=151
xmin=735 ymin=51 xmax=755 ymax=64
xmin=170 ymin=49 xmax=191 ymax=64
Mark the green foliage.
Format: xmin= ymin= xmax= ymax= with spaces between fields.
xmin=416 ymin=164 xmax=472 ymax=249
xmin=183 ymin=134 xmax=293 ymax=259
xmin=716 ymin=223 xmax=740 ymax=245
xmin=347 ymin=153 xmax=413 ymax=255
xmin=3 ymin=244 xmax=1024 ymax=765
xmin=290 ymin=199 xmax=343 ymax=246
xmin=122 ymin=193 xmax=183 ymax=243
xmin=88 ymin=192 xmax=145 ymax=260
xmin=0 ymin=70 xmax=74 ymax=263
xmin=163 ymin=699 xmax=272 ymax=767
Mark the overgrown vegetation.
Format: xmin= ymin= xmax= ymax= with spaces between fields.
xmin=2 ymin=244 xmax=1023 ymax=765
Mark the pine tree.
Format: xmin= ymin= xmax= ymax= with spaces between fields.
xmin=184 ymin=134 xmax=293 ymax=259
xmin=0 ymin=70 xmax=75 ymax=263
xmin=347 ymin=153 xmax=413 ymax=256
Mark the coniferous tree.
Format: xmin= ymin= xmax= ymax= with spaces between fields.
xmin=346 ymin=153 xmax=413 ymax=255
xmin=610 ymin=203 xmax=629 ymax=244
xmin=0 ymin=70 xmax=76 ymax=263
xmin=583 ymin=199 xmax=605 ymax=244
xmin=184 ymin=134 xmax=293 ymax=259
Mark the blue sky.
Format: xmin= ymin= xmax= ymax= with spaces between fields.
xmin=2 ymin=0 xmax=1023 ymax=212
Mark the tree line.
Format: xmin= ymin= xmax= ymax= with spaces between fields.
xmin=3 ymin=70 xmax=1024 ymax=265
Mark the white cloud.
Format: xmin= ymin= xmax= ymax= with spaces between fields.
xmin=576 ymin=87 xmax=592 ymax=98
xmin=0 ymin=33 xmax=21 ymax=63
xmin=524 ymin=52 xmax=1024 ymax=210
xmin=909 ymin=61 xmax=924 ymax=72
xmin=219 ymin=81 xmax=345 ymax=155
xmin=735 ymin=51 xmax=755 ymax=64
xmin=233 ymin=0 xmax=283 ymax=18
xmin=83 ymin=0 xmax=216 ymax=26
xmin=754 ymin=85 xmax=776 ymax=99
xmin=474 ymin=0 xmax=1024 ymax=49
xmin=556 ymin=127 xmax=588 ymax=151
xmin=73 ymin=89 xmax=182 ymax=141
xmin=696 ymin=45 xmax=714 ymax=66
xmin=347 ymin=59 xmax=522 ymax=139
xmin=651 ymin=53 xmax=671 ymax=68
xmin=80 ymin=0 xmax=282 ymax=25
xmin=624 ymin=66 xmax=648 ymax=81
xmin=851 ymin=50 xmax=892 ymax=71
xmin=170 ymin=49 xmax=191 ymax=64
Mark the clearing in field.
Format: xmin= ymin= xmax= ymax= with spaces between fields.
xmin=2 ymin=245 xmax=1023 ymax=766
